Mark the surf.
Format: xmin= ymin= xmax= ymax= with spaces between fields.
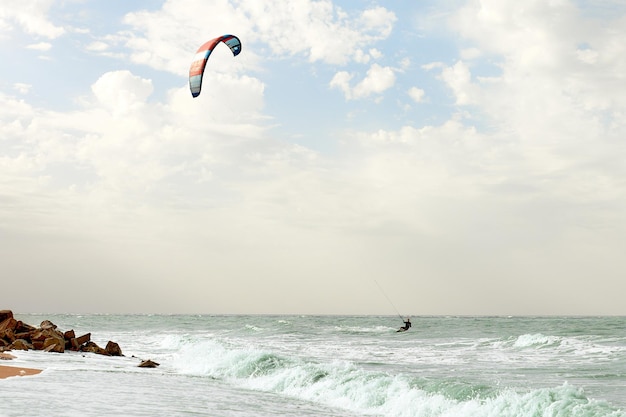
xmin=168 ymin=335 xmax=625 ymax=417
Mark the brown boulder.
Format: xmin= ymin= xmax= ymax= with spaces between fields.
xmin=10 ymin=339 xmax=33 ymax=351
xmin=13 ymin=331 xmax=33 ymax=341
xmin=71 ymin=333 xmax=91 ymax=350
xmin=43 ymin=337 xmax=65 ymax=353
xmin=138 ymin=359 xmax=159 ymax=368
xmin=0 ymin=317 xmax=18 ymax=333
xmin=15 ymin=321 xmax=36 ymax=333
xmin=79 ymin=341 xmax=108 ymax=356
xmin=41 ymin=330 xmax=65 ymax=353
xmin=0 ymin=310 xmax=13 ymax=323
xmin=105 ymin=341 xmax=123 ymax=356
xmin=40 ymin=320 xmax=57 ymax=330
xmin=64 ymin=330 xmax=75 ymax=350
xmin=30 ymin=328 xmax=65 ymax=348
xmin=30 ymin=329 xmax=51 ymax=342
xmin=0 ymin=328 xmax=15 ymax=343
xmin=0 ymin=319 xmax=18 ymax=346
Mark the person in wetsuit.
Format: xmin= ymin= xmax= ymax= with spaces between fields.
xmin=400 ymin=317 xmax=411 ymax=331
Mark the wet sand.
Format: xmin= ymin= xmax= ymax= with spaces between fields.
xmin=0 ymin=365 xmax=42 ymax=378
xmin=0 ymin=353 xmax=42 ymax=378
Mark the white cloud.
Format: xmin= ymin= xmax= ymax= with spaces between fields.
xmin=0 ymin=57 xmax=269 ymax=198
xmin=26 ymin=42 xmax=52 ymax=51
xmin=353 ymin=49 xmax=370 ymax=64
xmin=86 ymin=41 xmax=109 ymax=52
xmin=448 ymin=0 xmax=626 ymax=118
xmin=329 ymin=71 xmax=353 ymax=98
xmin=439 ymin=60 xmax=477 ymax=105
xmin=0 ymin=0 xmax=65 ymax=38
xmin=460 ymin=47 xmax=482 ymax=60
xmin=369 ymin=48 xmax=383 ymax=60
xmin=242 ymin=1 xmax=395 ymax=65
xmin=429 ymin=0 xmax=626 ymax=220
xmin=331 ymin=63 xmax=396 ymax=100
xmin=91 ymin=71 xmax=154 ymax=115
xmin=422 ymin=62 xmax=445 ymax=71
xmin=435 ymin=0 xmax=626 ymax=164
xmin=358 ymin=6 xmax=396 ymax=38
xmin=407 ymin=86 xmax=425 ymax=103
xmin=13 ymin=83 xmax=31 ymax=94
xmin=115 ymin=0 xmax=396 ymax=73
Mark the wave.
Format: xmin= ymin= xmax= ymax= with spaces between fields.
xmin=488 ymin=333 xmax=626 ymax=361
xmin=513 ymin=333 xmax=562 ymax=348
xmin=168 ymin=337 xmax=625 ymax=417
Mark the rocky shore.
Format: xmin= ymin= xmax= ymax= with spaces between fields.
xmin=0 ymin=310 xmax=123 ymax=356
xmin=0 ymin=309 xmax=160 ymax=376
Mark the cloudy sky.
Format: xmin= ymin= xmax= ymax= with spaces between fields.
xmin=2 ymin=0 xmax=625 ymax=315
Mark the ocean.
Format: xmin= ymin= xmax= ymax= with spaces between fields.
xmin=1 ymin=314 xmax=625 ymax=417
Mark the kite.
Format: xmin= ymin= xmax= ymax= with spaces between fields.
xmin=189 ymin=34 xmax=242 ymax=98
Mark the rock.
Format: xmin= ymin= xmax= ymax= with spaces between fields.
xmin=79 ymin=341 xmax=109 ymax=356
xmin=0 ymin=317 xmax=18 ymax=333
xmin=0 ymin=310 xmax=13 ymax=323
xmin=0 ymin=328 xmax=15 ymax=343
xmin=10 ymin=339 xmax=33 ymax=351
xmin=64 ymin=329 xmax=75 ymax=350
xmin=0 ymin=310 xmax=127 ymax=364
xmin=30 ymin=328 xmax=66 ymax=351
xmin=31 ymin=328 xmax=62 ymax=342
xmin=43 ymin=337 xmax=65 ymax=353
xmin=138 ymin=359 xmax=159 ymax=368
xmin=42 ymin=332 xmax=65 ymax=353
xmin=13 ymin=331 xmax=33 ymax=341
xmin=71 ymin=333 xmax=91 ymax=350
xmin=40 ymin=320 xmax=57 ymax=330
xmin=15 ymin=321 xmax=36 ymax=333
xmin=0 ymin=318 xmax=18 ymax=348
xmin=105 ymin=341 xmax=123 ymax=356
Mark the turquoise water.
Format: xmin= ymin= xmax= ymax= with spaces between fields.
xmin=1 ymin=315 xmax=625 ymax=416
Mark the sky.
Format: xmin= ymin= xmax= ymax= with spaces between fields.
xmin=1 ymin=0 xmax=626 ymax=315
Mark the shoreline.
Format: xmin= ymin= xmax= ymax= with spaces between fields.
xmin=0 ymin=352 xmax=42 ymax=379
xmin=0 ymin=364 xmax=43 ymax=379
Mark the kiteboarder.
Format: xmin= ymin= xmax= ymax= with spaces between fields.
xmin=399 ymin=317 xmax=411 ymax=332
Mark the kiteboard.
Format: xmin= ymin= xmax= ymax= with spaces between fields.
xmin=396 ymin=327 xmax=408 ymax=333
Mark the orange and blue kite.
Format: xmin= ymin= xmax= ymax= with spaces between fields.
xmin=189 ymin=34 xmax=242 ymax=98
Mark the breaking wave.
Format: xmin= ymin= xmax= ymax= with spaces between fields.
xmin=169 ymin=336 xmax=624 ymax=417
